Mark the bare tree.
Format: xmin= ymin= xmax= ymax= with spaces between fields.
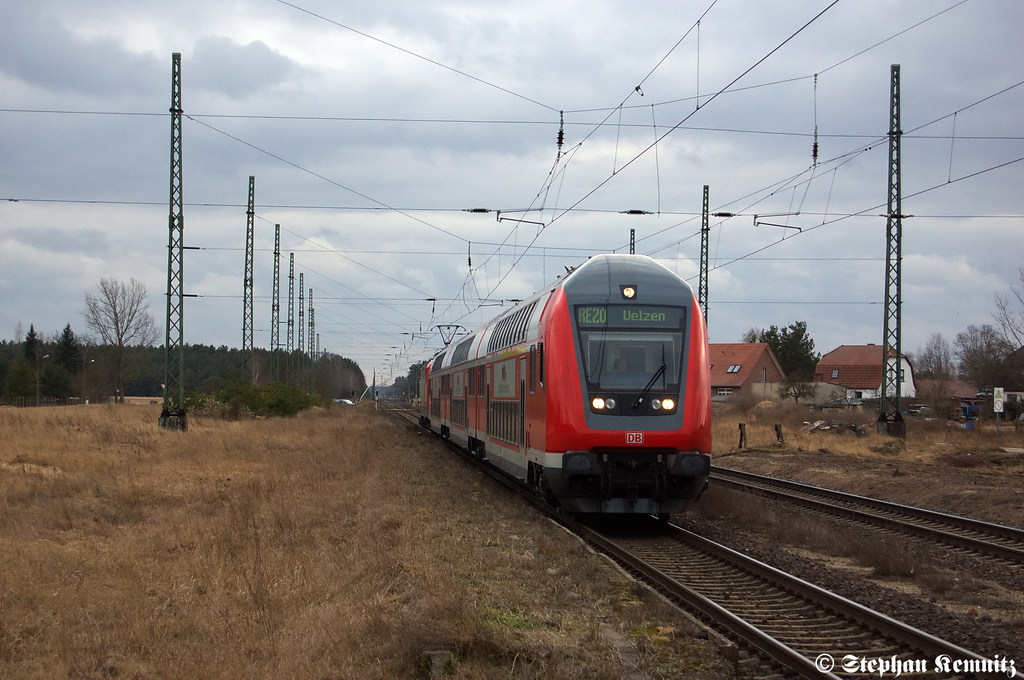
xmin=994 ymin=268 xmax=1024 ymax=347
xmin=913 ymin=333 xmax=955 ymax=380
xmin=954 ymin=324 xmax=1013 ymax=392
xmin=83 ymin=278 xmax=158 ymax=402
xmin=779 ymin=377 xmax=817 ymax=404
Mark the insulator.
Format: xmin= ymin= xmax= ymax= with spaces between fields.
xmin=556 ymin=129 xmax=564 ymax=147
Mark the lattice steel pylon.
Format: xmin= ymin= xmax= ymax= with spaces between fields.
xmin=298 ymin=273 xmax=305 ymax=354
xmin=698 ymin=185 xmax=710 ymax=326
xmin=287 ymin=254 xmax=295 ymax=353
xmin=271 ymin=224 xmax=281 ymax=380
xmin=160 ymin=52 xmax=187 ymax=431
xmin=242 ymin=176 xmax=255 ymax=384
xmin=287 ymin=253 xmax=295 ymax=383
xmin=308 ymin=288 xmax=315 ymax=393
xmin=877 ymin=64 xmax=906 ymax=437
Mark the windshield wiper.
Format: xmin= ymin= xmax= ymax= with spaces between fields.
xmin=633 ymin=362 xmax=667 ymax=409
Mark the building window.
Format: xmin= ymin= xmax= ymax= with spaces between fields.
xmin=761 ymin=368 xmax=767 ymax=382
xmin=717 ymin=387 xmax=734 ymax=396
xmin=831 ymin=369 xmax=839 ymax=379
xmin=727 ymin=365 xmax=741 ymax=373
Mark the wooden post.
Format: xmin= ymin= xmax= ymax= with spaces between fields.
xmin=738 ymin=422 xmax=747 ymax=449
xmin=775 ymin=423 xmax=785 ymax=446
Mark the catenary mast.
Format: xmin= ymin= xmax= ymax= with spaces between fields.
xmin=160 ymin=52 xmax=187 ymax=431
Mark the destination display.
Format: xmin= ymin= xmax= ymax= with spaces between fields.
xmin=575 ymin=304 xmax=684 ymax=329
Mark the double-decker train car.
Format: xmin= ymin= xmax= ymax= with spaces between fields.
xmin=419 ymin=254 xmax=711 ymax=515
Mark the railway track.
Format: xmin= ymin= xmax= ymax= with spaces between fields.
xmin=390 ymin=408 xmax=1021 ymax=678
xmin=711 ymin=466 xmax=1024 ymax=565
xmin=577 ymin=519 xmax=1020 ymax=679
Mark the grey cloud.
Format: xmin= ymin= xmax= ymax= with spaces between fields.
xmin=8 ymin=227 xmax=111 ymax=257
xmin=190 ymin=37 xmax=298 ymax=99
xmin=0 ymin=4 xmax=162 ymax=97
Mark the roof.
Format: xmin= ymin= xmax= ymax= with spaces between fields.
xmin=709 ymin=343 xmax=786 ymax=387
xmin=814 ymin=344 xmax=904 ymax=389
xmin=914 ymin=379 xmax=978 ymax=400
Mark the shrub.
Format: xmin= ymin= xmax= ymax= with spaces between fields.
xmin=212 ymin=381 xmax=320 ymax=418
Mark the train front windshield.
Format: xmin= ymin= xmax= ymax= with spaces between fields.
xmin=575 ymin=305 xmax=686 ymax=391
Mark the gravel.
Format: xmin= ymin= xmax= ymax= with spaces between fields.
xmin=678 ymin=513 xmax=1024 ymax=664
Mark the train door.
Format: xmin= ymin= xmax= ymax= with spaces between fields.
xmin=519 ymin=357 xmax=527 ymax=454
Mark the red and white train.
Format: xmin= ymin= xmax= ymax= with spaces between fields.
xmin=419 ymin=254 xmax=711 ymax=516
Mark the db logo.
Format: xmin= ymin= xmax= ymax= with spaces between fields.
xmin=626 ymin=432 xmax=643 ymax=445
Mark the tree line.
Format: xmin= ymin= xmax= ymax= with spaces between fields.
xmin=1 ymin=278 xmax=366 ymax=405
xmin=742 ymin=269 xmax=1024 ymax=414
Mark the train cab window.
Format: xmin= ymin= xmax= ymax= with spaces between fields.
xmin=575 ymin=304 xmax=686 ymax=391
xmin=581 ymin=335 xmax=682 ymax=390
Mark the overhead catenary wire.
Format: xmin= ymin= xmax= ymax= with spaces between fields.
xmin=4 ymin=3 xmax=1017 ymax=373
xmin=272 ymin=0 xmax=559 ymax=113
xmin=443 ymin=1 xmax=842 ymax=328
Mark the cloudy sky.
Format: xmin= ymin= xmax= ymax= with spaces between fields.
xmin=2 ymin=0 xmax=1022 ymax=383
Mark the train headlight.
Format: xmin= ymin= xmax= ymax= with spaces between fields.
xmin=662 ymin=398 xmax=676 ymax=410
xmin=651 ymin=398 xmax=662 ymax=410
xmin=592 ymin=397 xmax=606 ymax=410
xmin=605 ymin=398 xmax=616 ymax=410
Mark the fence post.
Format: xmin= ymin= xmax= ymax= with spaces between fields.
xmin=738 ymin=422 xmax=747 ymax=449
xmin=775 ymin=423 xmax=785 ymax=446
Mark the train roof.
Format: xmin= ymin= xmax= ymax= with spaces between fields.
xmin=426 ymin=254 xmax=693 ymax=370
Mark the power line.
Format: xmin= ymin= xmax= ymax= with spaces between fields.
xmin=272 ymin=0 xmax=559 ymax=113
xmin=7 ymin=107 xmax=1021 ymax=143
xmin=186 ymin=115 xmax=471 ymax=244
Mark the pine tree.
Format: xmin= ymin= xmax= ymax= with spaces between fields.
xmin=745 ymin=321 xmax=820 ymax=381
xmin=55 ymin=324 xmax=83 ymax=375
xmin=23 ymin=324 xmax=40 ymax=361
xmin=4 ymin=359 xmax=35 ymax=399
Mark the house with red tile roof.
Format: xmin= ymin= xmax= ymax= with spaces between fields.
xmin=813 ymin=344 xmax=916 ymax=401
xmin=708 ymin=343 xmax=787 ymax=400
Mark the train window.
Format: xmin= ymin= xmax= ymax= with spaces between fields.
xmin=468 ymin=368 xmax=475 ymax=396
xmin=486 ymin=300 xmax=538 ymax=353
xmin=432 ymin=351 xmax=447 ymax=371
xmin=579 ymin=331 xmax=683 ymax=391
xmin=529 ymin=345 xmax=536 ymax=394
xmin=452 ymin=336 xmax=474 ymax=365
xmin=537 ymin=343 xmax=544 ymax=388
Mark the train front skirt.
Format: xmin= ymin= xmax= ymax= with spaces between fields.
xmin=542 ymin=449 xmax=710 ymax=514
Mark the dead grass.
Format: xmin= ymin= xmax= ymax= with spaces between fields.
xmin=0 ymin=404 xmax=729 ymax=679
xmin=712 ymin=401 xmax=1024 ymax=468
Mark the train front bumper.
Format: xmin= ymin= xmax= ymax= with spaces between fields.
xmin=545 ymin=449 xmax=710 ymax=514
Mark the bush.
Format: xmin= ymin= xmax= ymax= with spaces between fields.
xmin=213 ymin=380 xmax=320 ymax=418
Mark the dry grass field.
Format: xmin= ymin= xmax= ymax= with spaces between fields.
xmin=700 ymin=402 xmax=1024 ymax=640
xmin=711 ymin=401 xmax=1024 ymax=464
xmin=708 ymin=401 xmax=1024 ymax=529
xmin=0 ymin=404 xmax=729 ymax=680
